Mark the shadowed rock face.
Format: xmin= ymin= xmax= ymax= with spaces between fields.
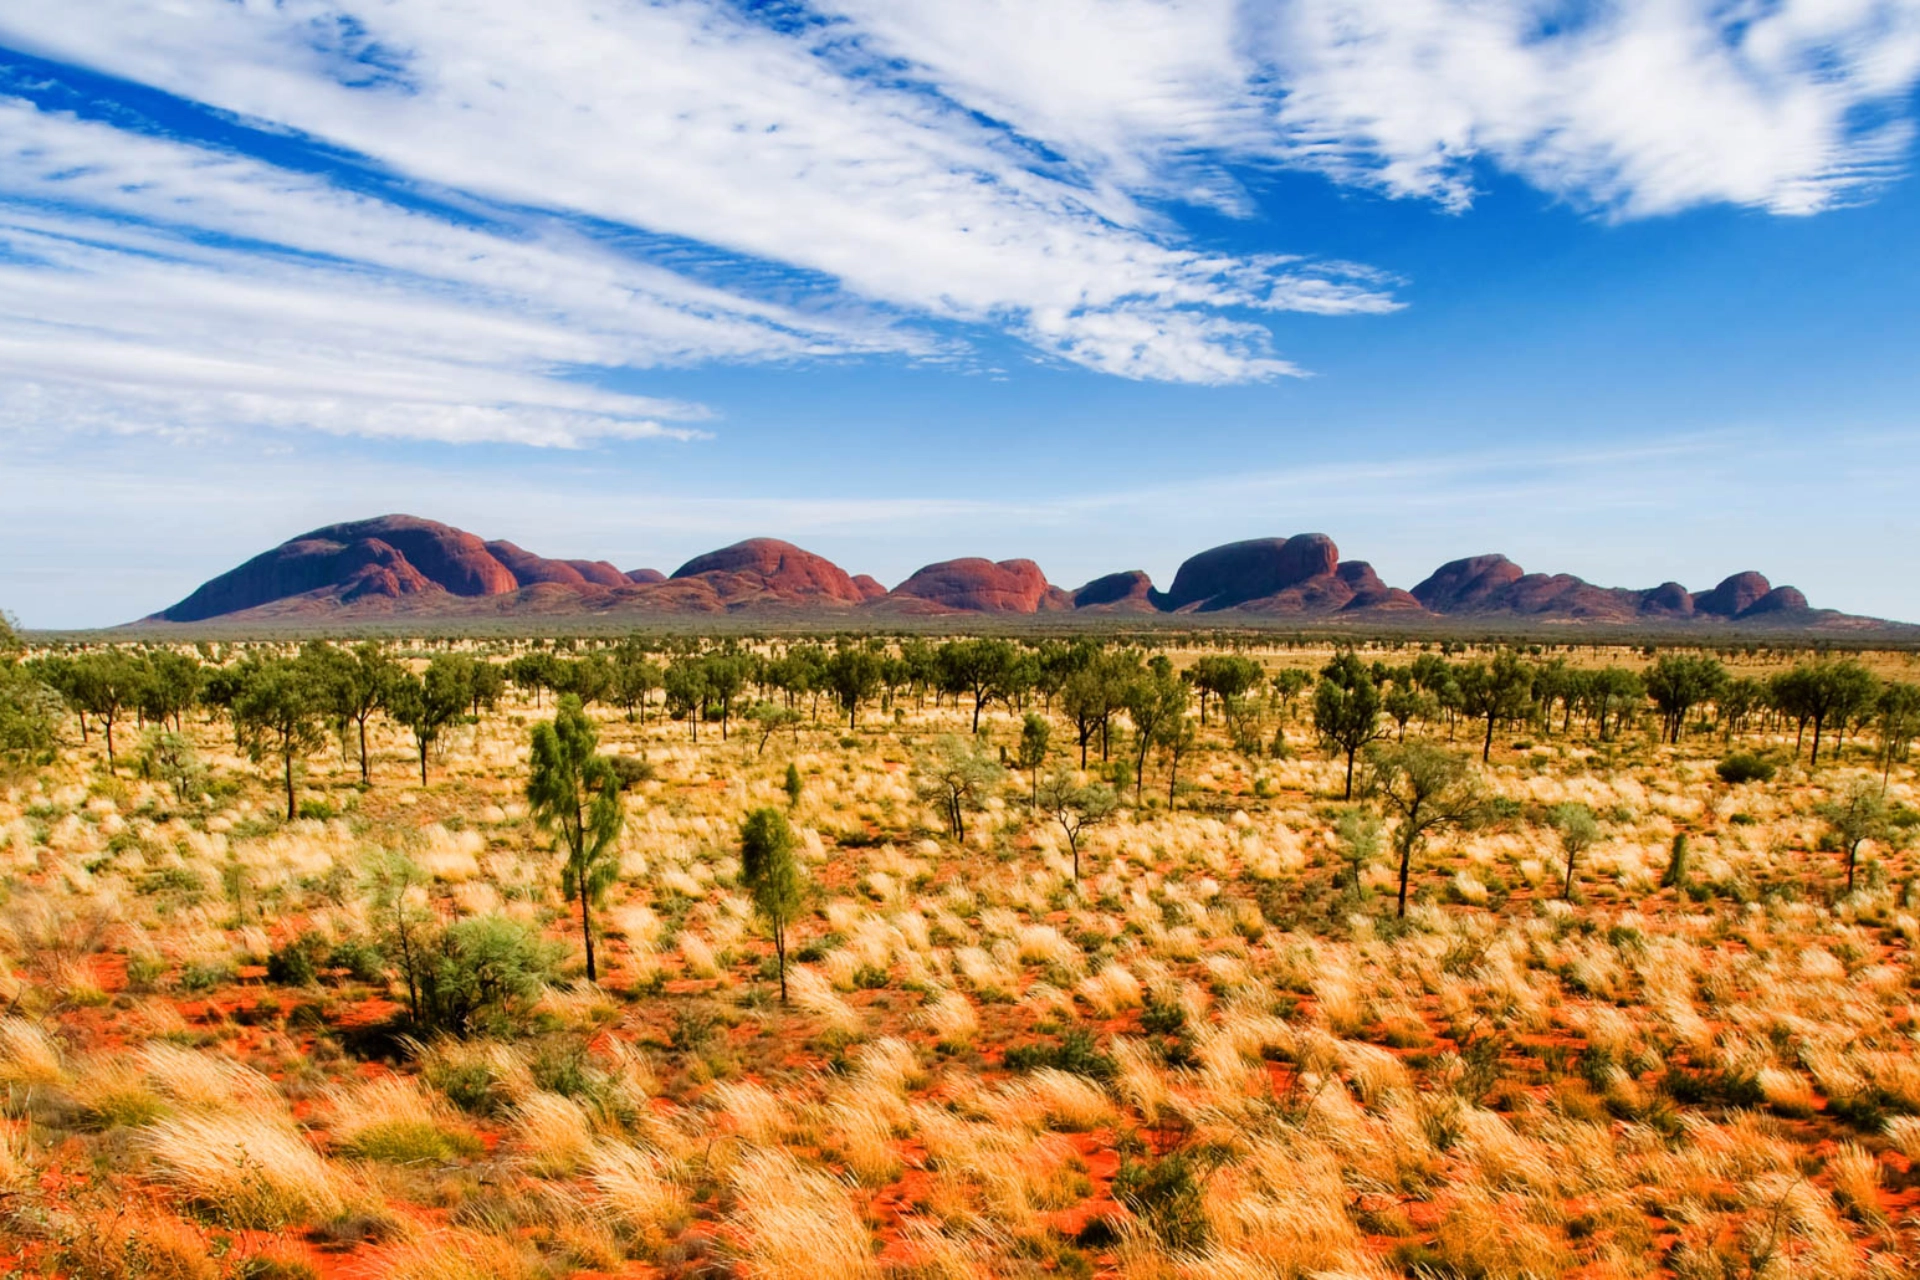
xmin=158 ymin=515 xmax=517 ymax=621
xmin=1410 ymin=555 xmax=1528 ymax=613
xmin=1164 ymin=535 xmax=1341 ymax=611
xmin=1641 ymin=582 xmax=1695 ymax=617
xmin=483 ymin=541 xmax=627 ymax=589
xmin=1744 ymin=586 xmax=1811 ymax=615
xmin=890 ymin=558 xmax=1072 ymax=613
xmin=1073 ymin=570 xmax=1160 ymax=611
xmin=670 ymin=538 xmax=867 ymax=604
xmin=1412 ymin=559 xmax=1808 ymax=623
xmin=1694 ymin=572 xmax=1773 ymax=618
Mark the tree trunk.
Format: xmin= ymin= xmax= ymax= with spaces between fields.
xmin=775 ymin=924 xmax=787 ymax=1003
xmin=1810 ymin=715 xmax=1825 ymax=766
xmin=581 ymin=877 xmax=597 ymax=982
xmin=1481 ymin=714 xmax=1495 ymax=764
xmin=284 ymin=749 xmax=296 ymax=820
xmin=359 ymin=715 xmax=372 ymax=785
xmin=1397 ymin=844 xmax=1413 ymax=918
xmin=419 ymin=740 xmax=429 ymax=786
xmin=1343 ymin=746 xmax=1356 ymax=800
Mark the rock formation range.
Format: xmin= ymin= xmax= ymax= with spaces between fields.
xmin=146 ymin=514 xmax=1884 ymax=630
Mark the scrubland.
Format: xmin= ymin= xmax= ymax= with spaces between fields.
xmin=3 ymin=638 xmax=1920 ymax=1279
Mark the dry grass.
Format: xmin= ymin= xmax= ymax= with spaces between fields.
xmin=6 ymin=638 xmax=1920 ymax=1277
xmin=144 ymin=1111 xmax=347 ymax=1226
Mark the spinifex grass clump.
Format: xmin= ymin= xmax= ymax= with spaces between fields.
xmin=2 ymin=634 xmax=1919 ymax=1277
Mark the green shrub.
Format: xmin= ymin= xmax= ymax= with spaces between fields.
xmin=1003 ymin=1028 xmax=1116 ymax=1081
xmin=1716 ymin=752 xmax=1776 ymax=785
xmin=266 ymin=934 xmax=323 ymax=988
xmin=607 ymin=755 xmax=655 ymax=790
xmin=416 ymin=915 xmax=562 ymax=1037
xmin=1112 ymin=1150 xmax=1210 ymax=1251
xmin=340 ymin=1119 xmax=482 ymax=1164
xmin=326 ymin=938 xmax=387 ymax=983
xmin=177 ymin=961 xmax=234 ymax=992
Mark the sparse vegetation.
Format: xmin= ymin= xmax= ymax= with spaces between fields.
xmin=4 ymin=629 xmax=1920 ymax=1278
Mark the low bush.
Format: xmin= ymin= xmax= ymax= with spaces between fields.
xmin=1716 ymin=751 xmax=1776 ymax=784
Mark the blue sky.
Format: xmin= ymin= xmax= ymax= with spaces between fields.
xmin=3 ymin=0 xmax=1919 ymax=627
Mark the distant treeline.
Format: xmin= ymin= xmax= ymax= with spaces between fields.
xmin=5 ymin=627 xmax=1916 ymax=806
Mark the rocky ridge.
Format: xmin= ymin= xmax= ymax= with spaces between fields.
xmin=144 ymin=514 xmax=1888 ymax=631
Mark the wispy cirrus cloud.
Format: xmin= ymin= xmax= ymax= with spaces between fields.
xmin=0 ymin=0 xmax=1916 ymax=455
xmin=821 ymin=0 xmax=1920 ymax=218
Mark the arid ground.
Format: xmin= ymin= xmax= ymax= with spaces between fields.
xmin=4 ymin=636 xmax=1920 ymax=1280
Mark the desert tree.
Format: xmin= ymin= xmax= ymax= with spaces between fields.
xmin=611 ymin=647 xmax=663 ymax=722
xmin=1036 ymin=767 xmax=1118 ymax=880
xmin=1776 ymin=660 xmax=1879 ymax=766
xmin=1549 ymin=801 xmax=1601 ymax=900
xmin=740 ymin=806 xmax=804 ymax=1002
xmin=747 ymin=700 xmax=802 ymax=756
xmin=527 ymin=694 xmax=625 ymax=983
xmin=1187 ymin=654 xmax=1261 ymax=728
xmin=387 ymin=658 xmax=470 ymax=786
xmin=1333 ymin=807 xmax=1383 ymax=893
xmin=0 ymin=623 xmax=61 ymax=767
xmin=368 ymin=849 xmax=432 ymax=1026
xmin=138 ymin=650 xmax=203 ymax=733
xmin=1818 ymin=779 xmax=1891 ymax=894
xmin=509 ymin=652 xmax=563 ymax=708
xmin=466 ymin=659 xmax=506 ymax=716
xmin=1454 ymin=651 xmax=1535 ymax=762
xmin=305 ymin=641 xmax=400 ymax=785
xmin=233 ymin=657 xmax=327 ymax=819
xmin=1362 ymin=741 xmax=1483 ymax=918
xmin=1158 ymin=710 xmax=1197 ymax=808
xmin=916 ymin=734 xmax=1003 ymax=842
xmin=1313 ymin=655 xmax=1384 ymax=799
xmin=556 ymin=654 xmax=612 ymax=710
xmin=1015 ymin=711 xmax=1050 ymax=809
xmin=1062 ymin=655 xmax=1130 ymax=767
xmin=1876 ymin=681 xmax=1920 ymax=784
xmin=703 ymin=652 xmax=752 ymax=740
xmin=821 ymin=643 xmax=884 ymax=729
xmin=937 ymin=639 xmax=1019 ymax=732
xmin=1645 ymin=653 xmax=1728 ymax=745
xmin=1584 ymin=666 xmax=1645 ymax=741
xmin=784 ymin=761 xmax=803 ymax=809
xmin=69 ymin=651 xmax=143 ymax=772
xmin=662 ymin=656 xmax=709 ymax=740
xmin=1267 ymin=667 xmax=1313 ymax=746
xmin=1123 ymin=663 xmax=1187 ymax=803
xmin=1382 ymin=682 xmax=1434 ymax=742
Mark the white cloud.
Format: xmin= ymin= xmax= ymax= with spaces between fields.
xmin=0 ymin=0 xmax=1914 ymax=452
xmin=0 ymin=0 xmax=1398 ymax=419
xmin=813 ymin=0 xmax=1920 ymax=218
xmin=1254 ymin=0 xmax=1920 ymax=216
